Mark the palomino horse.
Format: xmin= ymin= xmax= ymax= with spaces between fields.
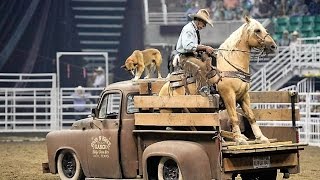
xmin=159 ymin=16 xmax=277 ymax=145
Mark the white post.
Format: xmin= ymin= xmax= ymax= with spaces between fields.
xmin=103 ymin=53 xmax=109 ymax=86
xmin=144 ymin=0 xmax=149 ymax=24
xmin=161 ymin=0 xmax=167 ymax=25
xmin=305 ymin=93 xmax=310 ymax=144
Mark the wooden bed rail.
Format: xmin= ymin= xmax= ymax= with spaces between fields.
xmin=135 ymin=80 xmax=299 ymax=127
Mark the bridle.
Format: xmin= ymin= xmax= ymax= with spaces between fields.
xmin=254 ymin=31 xmax=271 ymax=48
xmin=253 ymin=31 xmax=272 ymax=56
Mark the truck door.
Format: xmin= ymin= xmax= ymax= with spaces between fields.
xmin=86 ymin=91 xmax=122 ymax=178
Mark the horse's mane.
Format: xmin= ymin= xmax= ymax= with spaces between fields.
xmin=219 ymin=18 xmax=262 ymax=50
xmin=219 ymin=23 xmax=247 ymax=50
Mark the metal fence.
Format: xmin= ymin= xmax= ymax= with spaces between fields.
xmin=0 ymin=73 xmax=58 ymax=132
xmin=255 ymin=92 xmax=320 ymax=146
xmin=59 ymin=87 xmax=102 ymax=129
xmin=0 ymin=73 xmax=104 ymax=132
xmin=1 ymin=73 xmax=320 ymax=146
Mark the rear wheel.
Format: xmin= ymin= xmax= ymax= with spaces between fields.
xmin=57 ymin=150 xmax=85 ymax=180
xmin=158 ymin=157 xmax=183 ymax=180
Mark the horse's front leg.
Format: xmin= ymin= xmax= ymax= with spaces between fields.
xmin=239 ymin=93 xmax=270 ymax=144
xmin=222 ymin=93 xmax=249 ymax=145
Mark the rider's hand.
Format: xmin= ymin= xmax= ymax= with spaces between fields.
xmin=205 ymin=46 xmax=214 ymax=55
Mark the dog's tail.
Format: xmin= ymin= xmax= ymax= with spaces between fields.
xmin=153 ymin=49 xmax=162 ymax=64
xmin=151 ymin=50 xmax=162 ymax=70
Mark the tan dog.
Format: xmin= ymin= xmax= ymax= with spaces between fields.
xmin=121 ymin=48 xmax=162 ymax=81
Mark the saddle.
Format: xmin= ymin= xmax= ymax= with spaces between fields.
xmin=169 ymin=70 xmax=195 ymax=94
xmin=168 ymin=69 xmax=219 ymax=95
xmin=168 ymin=70 xmax=225 ymax=109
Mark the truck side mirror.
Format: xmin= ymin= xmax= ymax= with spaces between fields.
xmin=91 ymin=108 xmax=97 ymax=118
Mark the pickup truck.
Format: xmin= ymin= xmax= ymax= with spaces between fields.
xmin=43 ymin=78 xmax=307 ymax=180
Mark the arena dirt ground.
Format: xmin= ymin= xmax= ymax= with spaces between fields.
xmin=0 ymin=138 xmax=319 ymax=180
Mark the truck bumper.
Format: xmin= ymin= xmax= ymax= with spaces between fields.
xmin=42 ymin=162 xmax=50 ymax=173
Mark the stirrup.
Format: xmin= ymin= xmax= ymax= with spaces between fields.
xmin=199 ymin=86 xmax=210 ymax=97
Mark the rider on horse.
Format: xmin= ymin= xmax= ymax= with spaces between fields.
xmin=175 ymin=9 xmax=216 ymax=94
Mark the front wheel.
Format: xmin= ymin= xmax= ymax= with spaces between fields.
xmin=57 ymin=150 xmax=85 ymax=180
xmin=158 ymin=157 xmax=183 ymax=180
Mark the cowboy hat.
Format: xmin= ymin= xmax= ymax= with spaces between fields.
xmin=188 ymin=9 xmax=213 ymax=27
xmin=75 ymin=86 xmax=85 ymax=93
xmin=95 ymin=66 xmax=104 ymax=72
xmin=292 ymin=31 xmax=299 ymax=36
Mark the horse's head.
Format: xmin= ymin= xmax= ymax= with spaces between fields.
xmin=243 ymin=16 xmax=277 ymax=53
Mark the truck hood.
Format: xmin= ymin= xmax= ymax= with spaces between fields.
xmin=71 ymin=118 xmax=93 ymax=130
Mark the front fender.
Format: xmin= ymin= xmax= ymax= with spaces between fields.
xmin=142 ymin=140 xmax=212 ymax=180
xmin=46 ymin=130 xmax=88 ymax=176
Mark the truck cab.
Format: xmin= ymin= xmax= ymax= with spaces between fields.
xmin=43 ymin=79 xmax=307 ymax=180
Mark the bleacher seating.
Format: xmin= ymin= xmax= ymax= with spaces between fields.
xmin=273 ymin=15 xmax=320 ymax=42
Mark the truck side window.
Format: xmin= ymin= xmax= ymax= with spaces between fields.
xmin=127 ymin=94 xmax=139 ymax=114
xmin=98 ymin=93 xmax=121 ymax=119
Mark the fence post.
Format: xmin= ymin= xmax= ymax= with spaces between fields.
xmin=161 ymin=0 xmax=167 ymax=25
xmin=143 ymin=0 xmax=149 ymax=24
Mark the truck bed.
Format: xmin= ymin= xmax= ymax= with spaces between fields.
xmin=221 ymin=140 xmax=308 ymax=173
xmin=222 ymin=140 xmax=307 ymax=154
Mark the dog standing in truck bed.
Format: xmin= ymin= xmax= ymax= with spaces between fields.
xmin=121 ymin=48 xmax=162 ymax=81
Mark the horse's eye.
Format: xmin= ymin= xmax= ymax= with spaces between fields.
xmin=255 ymin=29 xmax=261 ymax=33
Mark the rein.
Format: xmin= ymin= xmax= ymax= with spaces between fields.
xmin=218 ymin=50 xmax=249 ymax=76
xmin=217 ymin=48 xmax=250 ymax=54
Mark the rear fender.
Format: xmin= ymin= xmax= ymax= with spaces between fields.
xmin=142 ymin=140 xmax=212 ymax=180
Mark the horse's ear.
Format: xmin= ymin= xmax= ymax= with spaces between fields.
xmin=244 ymin=16 xmax=251 ymax=23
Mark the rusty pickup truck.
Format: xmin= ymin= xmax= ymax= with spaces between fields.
xmin=43 ymin=79 xmax=307 ymax=180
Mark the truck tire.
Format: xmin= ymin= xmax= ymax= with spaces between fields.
xmin=241 ymin=170 xmax=277 ymax=180
xmin=158 ymin=157 xmax=183 ymax=180
xmin=57 ymin=150 xmax=85 ymax=180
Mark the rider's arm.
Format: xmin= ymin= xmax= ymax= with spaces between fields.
xmin=197 ymin=44 xmax=214 ymax=54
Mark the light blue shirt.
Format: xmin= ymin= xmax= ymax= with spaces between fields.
xmin=176 ymin=21 xmax=199 ymax=53
xmin=72 ymin=93 xmax=90 ymax=111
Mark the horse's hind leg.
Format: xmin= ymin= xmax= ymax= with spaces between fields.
xmin=239 ymin=93 xmax=270 ymax=144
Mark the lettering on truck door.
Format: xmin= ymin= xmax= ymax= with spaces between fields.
xmin=86 ymin=91 xmax=122 ymax=178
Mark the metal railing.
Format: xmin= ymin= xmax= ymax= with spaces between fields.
xmin=0 ymin=73 xmax=57 ymax=132
xmin=256 ymin=92 xmax=320 ymax=146
xmin=59 ymin=87 xmax=103 ymax=129
xmin=251 ymin=37 xmax=320 ymax=91
xmin=0 ymin=73 xmax=104 ymax=132
xmin=1 ymin=73 xmax=320 ymax=146
xmin=144 ymin=0 xmax=187 ymax=25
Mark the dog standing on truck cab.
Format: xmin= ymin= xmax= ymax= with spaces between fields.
xmin=121 ymin=48 xmax=163 ymax=81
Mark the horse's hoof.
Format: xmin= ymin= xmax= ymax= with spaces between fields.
xmin=235 ymin=137 xmax=249 ymax=145
xmin=240 ymin=134 xmax=249 ymax=141
xmin=166 ymin=127 xmax=174 ymax=131
xmin=255 ymin=136 xmax=270 ymax=144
